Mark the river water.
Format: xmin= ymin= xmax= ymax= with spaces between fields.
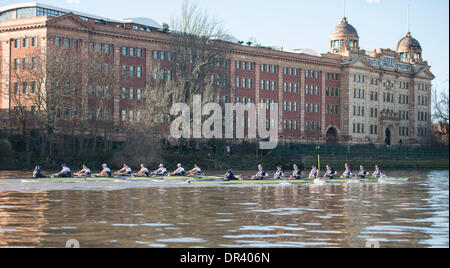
xmin=0 ymin=170 xmax=448 ymax=248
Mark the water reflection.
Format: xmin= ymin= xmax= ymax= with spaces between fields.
xmin=0 ymin=170 xmax=448 ymax=248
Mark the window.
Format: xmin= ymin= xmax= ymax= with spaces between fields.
xmin=64 ymin=38 xmax=70 ymax=48
xmin=14 ymin=39 xmax=20 ymax=48
xmin=88 ymin=42 xmax=94 ymax=51
xmin=22 ymin=82 xmax=28 ymax=94
xmin=14 ymin=58 xmax=20 ymax=71
xmin=22 ymin=57 xmax=28 ymax=69
xmin=154 ymin=51 xmax=158 ymax=59
xmin=55 ymin=37 xmax=61 ymax=47
xmin=122 ymin=88 xmax=127 ymax=99
xmin=23 ymin=38 xmax=29 ymax=48
xmin=14 ymin=82 xmax=20 ymax=94
xmin=31 ymin=81 xmax=37 ymax=93
xmin=105 ymin=44 xmax=110 ymax=54
xmin=137 ymin=48 xmax=142 ymax=57
xmin=96 ymin=86 xmax=102 ymax=98
xmin=130 ymin=47 xmax=135 ymax=57
xmin=122 ymin=47 xmax=127 ymax=56
xmin=73 ymin=39 xmax=79 ymax=49
xmin=137 ymin=89 xmax=142 ymax=100
xmin=32 ymin=37 xmax=38 ymax=47
xmin=129 ymin=88 xmax=134 ymax=100
xmin=129 ymin=66 xmax=135 ymax=77
xmin=137 ymin=66 xmax=142 ymax=78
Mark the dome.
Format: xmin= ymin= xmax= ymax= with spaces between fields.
xmin=396 ymin=32 xmax=422 ymax=52
xmin=331 ymin=17 xmax=359 ymax=39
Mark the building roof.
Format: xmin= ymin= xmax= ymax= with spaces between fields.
xmin=284 ymin=48 xmax=320 ymax=57
xmin=397 ymin=32 xmax=422 ymax=52
xmin=0 ymin=2 xmax=161 ymax=29
xmin=122 ymin=17 xmax=162 ymax=29
xmin=330 ymin=17 xmax=359 ymax=39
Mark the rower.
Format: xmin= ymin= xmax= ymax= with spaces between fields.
xmin=32 ymin=165 xmax=46 ymax=179
xmin=342 ymin=163 xmax=353 ymax=179
xmin=290 ymin=164 xmax=303 ymax=180
xmin=95 ymin=164 xmax=112 ymax=177
xmin=308 ymin=165 xmax=319 ymax=179
xmin=224 ymin=169 xmax=237 ymax=181
xmin=356 ymin=165 xmax=370 ymax=179
xmin=274 ymin=166 xmax=285 ymax=179
xmin=114 ymin=164 xmax=132 ymax=176
xmin=323 ymin=165 xmax=337 ymax=180
xmin=135 ymin=163 xmax=150 ymax=177
xmin=55 ymin=163 xmax=72 ymax=178
xmin=251 ymin=164 xmax=269 ymax=180
xmin=372 ymin=165 xmax=383 ymax=178
xmin=172 ymin=163 xmax=186 ymax=176
xmin=152 ymin=164 xmax=168 ymax=176
xmin=74 ymin=164 xmax=91 ymax=178
xmin=188 ymin=164 xmax=202 ymax=176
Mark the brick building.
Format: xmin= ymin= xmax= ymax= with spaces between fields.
xmin=0 ymin=3 xmax=434 ymax=146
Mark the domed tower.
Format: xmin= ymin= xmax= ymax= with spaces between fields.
xmin=396 ymin=32 xmax=422 ymax=63
xmin=330 ymin=17 xmax=359 ymax=54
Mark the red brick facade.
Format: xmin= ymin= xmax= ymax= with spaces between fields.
xmin=0 ymin=3 xmax=434 ymax=145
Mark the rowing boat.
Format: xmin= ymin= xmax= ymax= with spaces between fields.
xmin=188 ymin=177 xmax=410 ymax=185
xmin=0 ymin=176 xmax=408 ymax=184
xmin=0 ymin=175 xmax=234 ymax=182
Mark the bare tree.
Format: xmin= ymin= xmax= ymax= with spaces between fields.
xmin=2 ymin=41 xmax=129 ymax=158
xmin=432 ymin=86 xmax=449 ymax=123
xmin=432 ymin=86 xmax=449 ymax=145
xmin=168 ymin=0 xmax=231 ymax=103
xmin=137 ymin=0 xmax=231 ymax=133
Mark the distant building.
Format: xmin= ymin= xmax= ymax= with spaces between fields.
xmin=0 ymin=3 xmax=434 ymax=146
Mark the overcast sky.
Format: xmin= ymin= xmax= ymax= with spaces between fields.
xmin=3 ymin=0 xmax=449 ymax=92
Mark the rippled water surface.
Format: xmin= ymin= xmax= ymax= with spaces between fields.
xmin=0 ymin=170 xmax=448 ymax=248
